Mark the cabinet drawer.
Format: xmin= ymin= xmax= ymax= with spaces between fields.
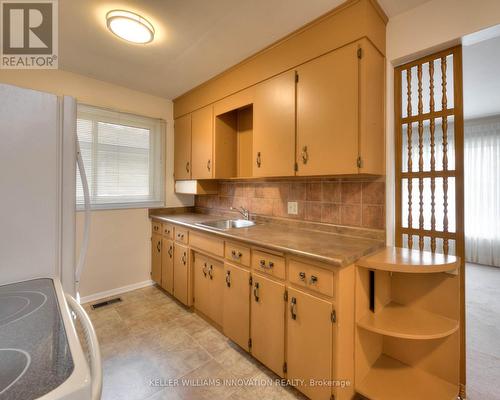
xmin=225 ymin=242 xmax=250 ymax=266
xmin=162 ymin=223 xmax=174 ymax=239
xmin=174 ymin=226 xmax=189 ymax=244
xmin=252 ymin=250 xmax=285 ymax=280
xmin=152 ymin=221 xmax=162 ymax=234
xmin=289 ymin=259 xmax=334 ymax=297
xmin=190 ymin=231 xmax=224 ymax=257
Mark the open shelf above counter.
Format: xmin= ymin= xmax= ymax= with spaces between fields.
xmin=357 ymin=354 xmax=458 ymax=400
xmin=357 ymin=302 xmax=459 ymax=340
xmin=357 ymin=247 xmax=459 ymax=273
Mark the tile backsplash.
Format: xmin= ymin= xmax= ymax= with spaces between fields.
xmin=195 ymin=178 xmax=385 ymax=230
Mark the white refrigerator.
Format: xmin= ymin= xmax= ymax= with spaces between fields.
xmin=0 ymin=83 xmax=101 ymax=399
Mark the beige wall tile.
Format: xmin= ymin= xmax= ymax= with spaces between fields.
xmin=341 ymin=204 xmax=362 ymax=226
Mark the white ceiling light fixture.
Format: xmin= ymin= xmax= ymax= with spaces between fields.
xmin=106 ymin=10 xmax=155 ymax=44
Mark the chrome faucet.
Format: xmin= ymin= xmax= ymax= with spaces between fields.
xmin=231 ymin=206 xmax=250 ymax=220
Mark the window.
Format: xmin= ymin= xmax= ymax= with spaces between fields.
xmin=76 ymin=104 xmax=165 ymax=209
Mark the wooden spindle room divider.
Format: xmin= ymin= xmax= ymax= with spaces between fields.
xmin=394 ymin=45 xmax=466 ymax=397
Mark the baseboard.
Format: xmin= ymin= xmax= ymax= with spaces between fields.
xmin=80 ymin=280 xmax=154 ymax=304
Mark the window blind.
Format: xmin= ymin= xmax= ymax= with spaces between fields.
xmin=76 ymin=104 xmax=165 ymax=209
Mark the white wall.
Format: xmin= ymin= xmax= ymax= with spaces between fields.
xmin=385 ymin=0 xmax=500 ymax=244
xmin=0 ymin=69 xmax=193 ymax=298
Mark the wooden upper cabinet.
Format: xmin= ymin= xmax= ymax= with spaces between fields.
xmin=191 ymin=105 xmax=214 ymax=179
xmin=253 ymin=71 xmax=296 ymax=177
xmin=296 ymin=43 xmax=359 ymax=176
xmin=174 ymin=114 xmax=192 ymax=180
xmin=358 ymin=38 xmax=385 ymax=175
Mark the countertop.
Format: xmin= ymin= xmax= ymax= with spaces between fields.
xmin=151 ymin=213 xmax=384 ymax=267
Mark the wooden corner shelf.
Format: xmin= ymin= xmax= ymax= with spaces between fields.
xmin=357 ymin=247 xmax=459 ymax=273
xmin=357 ymin=354 xmax=458 ymax=400
xmin=357 ymin=302 xmax=459 ymax=340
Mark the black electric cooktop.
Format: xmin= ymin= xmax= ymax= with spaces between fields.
xmin=0 ymin=278 xmax=74 ymax=399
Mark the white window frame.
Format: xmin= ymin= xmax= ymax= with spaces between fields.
xmin=76 ymin=104 xmax=165 ymax=210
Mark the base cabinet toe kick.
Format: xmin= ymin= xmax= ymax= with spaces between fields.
xmin=150 ymin=219 xmax=358 ymax=400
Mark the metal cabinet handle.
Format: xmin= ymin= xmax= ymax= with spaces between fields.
xmin=301 ymin=146 xmax=308 ymax=164
xmin=259 ymin=259 xmax=273 ymax=269
xmin=256 ymin=152 xmax=261 ymax=168
xmin=253 ymin=282 xmax=260 ymax=302
xmin=231 ymin=250 xmax=242 ymax=259
xmin=182 ymin=252 xmax=187 ymax=265
xmin=208 ymin=265 xmax=214 ymax=280
xmin=154 ymin=225 xmax=158 ymax=231
xmin=226 ymin=270 xmax=231 ymax=287
xmin=299 ymin=272 xmax=306 ymax=280
xmin=202 ymin=262 xmax=208 ymax=277
xmin=310 ymin=275 xmax=318 ymax=285
xmin=207 ymin=159 xmax=211 ymax=172
xmin=168 ymin=245 xmax=173 ymax=258
xmin=290 ymin=297 xmax=297 ymax=320
xmin=156 ymin=241 xmax=161 ymax=252
xmin=186 ymin=161 xmax=190 ymax=173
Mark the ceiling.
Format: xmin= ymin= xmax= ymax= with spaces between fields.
xmin=463 ymin=33 xmax=500 ymax=119
xmin=59 ymin=0 xmax=431 ymax=99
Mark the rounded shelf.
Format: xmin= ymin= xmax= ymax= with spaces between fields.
xmin=356 ymin=247 xmax=459 ymax=273
xmin=357 ymin=302 xmax=459 ymax=340
xmin=357 ymin=354 xmax=458 ymax=400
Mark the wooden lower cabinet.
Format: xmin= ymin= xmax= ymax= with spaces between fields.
xmin=287 ymin=287 xmax=334 ymax=400
xmin=151 ymin=221 xmax=356 ymax=400
xmin=250 ymin=272 xmax=286 ymax=377
xmin=161 ymin=238 xmax=174 ymax=294
xmin=151 ymin=233 xmax=162 ymax=285
xmin=173 ymin=243 xmax=191 ymax=306
xmin=193 ymin=252 xmax=224 ymax=326
xmin=194 ymin=253 xmax=210 ymax=316
xmin=223 ymin=263 xmax=250 ymax=350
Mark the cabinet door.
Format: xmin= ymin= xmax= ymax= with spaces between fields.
xmin=207 ymin=259 xmax=224 ymax=327
xmin=194 ymin=253 xmax=210 ymax=316
xmin=161 ymin=238 xmax=174 ymax=294
xmin=296 ymin=43 xmax=358 ymax=176
xmin=174 ymin=114 xmax=192 ymax=180
xmin=359 ymin=39 xmax=385 ymax=175
xmin=253 ymin=71 xmax=295 ymax=177
xmin=250 ymin=273 xmax=285 ymax=377
xmin=173 ymin=243 xmax=190 ymax=305
xmin=223 ymin=263 xmax=250 ymax=350
xmin=151 ymin=233 xmax=162 ymax=285
xmin=287 ymin=287 xmax=334 ymax=400
xmin=191 ymin=105 xmax=213 ymax=179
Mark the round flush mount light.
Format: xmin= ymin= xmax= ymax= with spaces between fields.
xmin=106 ymin=10 xmax=155 ymax=44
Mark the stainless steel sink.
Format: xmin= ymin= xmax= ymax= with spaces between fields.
xmin=196 ymin=219 xmax=256 ymax=230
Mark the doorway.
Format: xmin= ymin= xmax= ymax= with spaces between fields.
xmin=463 ymin=27 xmax=500 ymax=400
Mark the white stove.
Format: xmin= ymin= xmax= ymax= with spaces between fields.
xmin=0 ymin=278 xmax=99 ymax=400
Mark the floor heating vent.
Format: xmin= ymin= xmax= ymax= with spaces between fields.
xmin=91 ymin=297 xmax=122 ymax=309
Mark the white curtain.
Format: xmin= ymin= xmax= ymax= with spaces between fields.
xmin=464 ymin=116 xmax=500 ymax=267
